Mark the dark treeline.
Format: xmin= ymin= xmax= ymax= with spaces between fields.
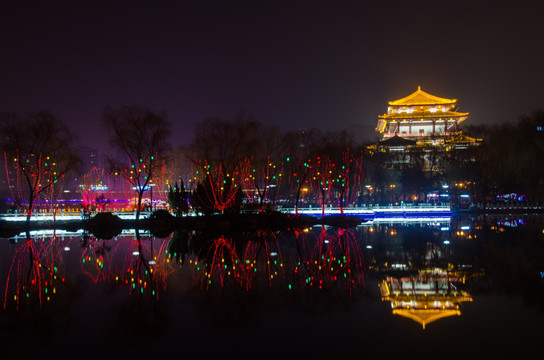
xmin=454 ymin=110 xmax=544 ymax=205
xmin=1 ymin=106 xmax=544 ymax=218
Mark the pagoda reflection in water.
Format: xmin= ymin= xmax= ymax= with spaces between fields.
xmin=379 ymin=267 xmax=473 ymax=329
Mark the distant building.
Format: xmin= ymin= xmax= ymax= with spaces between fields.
xmin=77 ymin=146 xmax=99 ymax=172
xmin=66 ymin=146 xmax=100 ymax=193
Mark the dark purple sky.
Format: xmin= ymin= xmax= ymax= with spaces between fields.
xmin=1 ymin=0 xmax=543 ymax=151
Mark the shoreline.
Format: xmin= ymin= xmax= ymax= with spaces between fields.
xmin=0 ymin=211 xmax=364 ymax=239
xmin=3 ymin=203 xmax=543 ymax=239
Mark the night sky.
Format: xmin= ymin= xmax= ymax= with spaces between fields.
xmin=2 ymin=0 xmax=544 ymax=151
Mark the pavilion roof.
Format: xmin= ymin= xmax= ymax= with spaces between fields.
xmin=378 ymin=134 xmax=417 ymax=147
xmin=389 ymin=86 xmax=457 ymax=107
xmin=392 ymin=308 xmax=461 ymax=330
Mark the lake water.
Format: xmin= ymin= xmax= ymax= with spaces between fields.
xmin=1 ymin=213 xmax=543 ymax=358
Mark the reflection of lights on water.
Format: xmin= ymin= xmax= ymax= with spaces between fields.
xmin=367 ymin=217 xmax=451 ymax=224
xmin=443 ymin=240 xmax=450 ymax=245
xmin=64 ymin=246 xmax=70 ymax=251
xmin=461 ymin=226 xmax=470 ymax=230
xmin=270 ymin=252 xmax=278 ymax=257
xmin=324 ymin=239 xmax=329 ymax=244
xmin=498 ymin=219 xmax=525 ymax=227
xmin=132 ymin=251 xmax=139 ymax=256
xmin=149 ymin=260 xmax=156 ymax=265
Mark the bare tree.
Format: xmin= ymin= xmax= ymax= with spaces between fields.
xmin=280 ymin=128 xmax=323 ymax=214
xmin=0 ymin=111 xmax=81 ymax=221
xmin=240 ymin=124 xmax=283 ymax=208
xmin=102 ymin=104 xmax=171 ymax=220
xmin=190 ymin=111 xmax=260 ymax=176
xmin=189 ymin=111 xmax=260 ymax=213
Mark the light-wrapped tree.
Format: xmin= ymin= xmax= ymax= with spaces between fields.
xmin=0 ymin=111 xmax=80 ymax=221
xmin=102 ymin=104 xmax=171 ymax=220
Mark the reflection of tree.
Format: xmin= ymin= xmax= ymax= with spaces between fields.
xmin=167 ymin=230 xmax=190 ymax=264
xmin=168 ymin=228 xmax=366 ymax=325
xmin=359 ymin=224 xmax=452 ymax=271
xmin=8 ymin=218 xmax=544 ymax=335
xmin=5 ymin=217 xmax=544 ymax=348
xmin=80 ymin=232 xmax=110 ymax=282
xmin=195 ymin=233 xmax=244 ymax=289
xmin=78 ymin=230 xmax=177 ymax=319
xmin=398 ymin=227 xmax=438 ymax=269
xmin=87 ymin=231 xmax=173 ymax=299
xmin=290 ymin=227 xmax=366 ymax=296
xmin=181 ymin=227 xmax=367 ymax=324
xmin=2 ymin=232 xmax=80 ymax=346
xmin=97 ymin=230 xmax=177 ymax=341
xmin=3 ymin=232 xmax=76 ymax=310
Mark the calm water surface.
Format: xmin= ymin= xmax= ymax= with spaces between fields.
xmin=1 ymin=214 xmax=543 ymax=358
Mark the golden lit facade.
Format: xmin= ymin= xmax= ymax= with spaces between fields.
xmin=376 ymin=86 xmax=469 ymax=142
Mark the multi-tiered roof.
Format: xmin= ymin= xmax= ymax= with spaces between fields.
xmin=376 ymin=86 xmax=469 ymax=140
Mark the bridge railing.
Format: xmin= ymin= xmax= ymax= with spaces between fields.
xmin=1 ymin=203 xmax=453 ymax=221
xmin=0 ymin=209 xmax=155 ymax=221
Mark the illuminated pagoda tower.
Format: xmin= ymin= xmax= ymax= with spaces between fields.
xmin=376 ymin=86 xmax=469 ymax=144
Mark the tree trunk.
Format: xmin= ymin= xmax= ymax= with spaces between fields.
xmin=339 ymin=188 xmax=345 ymax=215
xmin=295 ymin=170 xmax=309 ymax=215
xmin=136 ymin=189 xmax=145 ymax=221
xmin=26 ymin=192 xmax=35 ymax=223
xmin=321 ymin=187 xmax=326 ymax=218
